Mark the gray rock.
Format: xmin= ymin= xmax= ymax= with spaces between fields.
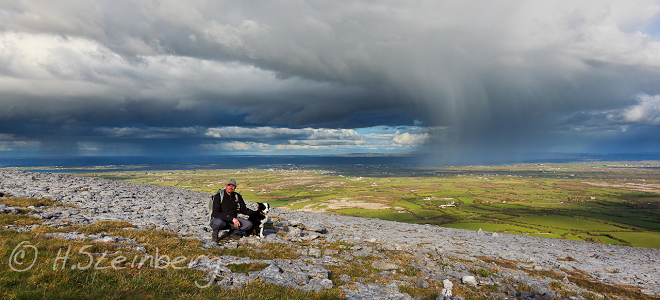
xmin=216 ymin=273 xmax=253 ymax=289
xmin=390 ymin=280 xmax=410 ymax=287
xmin=304 ymin=256 xmax=345 ymax=266
xmin=324 ymin=249 xmax=339 ymax=256
xmin=352 ymin=249 xmax=373 ymax=257
xmin=437 ymin=279 xmax=453 ymax=300
xmin=369 ymin=240 xmax=412 ymax=253
xmin=462 ymin=275 xmax=477 ymax=287
xmin=261 ymin=263 xmax=282 ymax=275
xmin=300 ymin=278 xmax=333 ymax=292
xmin=341 ymin=253 xmax=355 ymax=260
xmin=301 ymin=231 xmax=321 ymax=241
xmin=414 ymin=279 xmax=430 ymax=288
xmin=223 ymin=241 xmax=239 ymax=249
xmin=372 ymin=260 xmax=400 ymax=270
xmin=274 ymin=259 xmax=330 ymax=279
xmin=490 ymin=292 xmax=507 ymax=299
xmin=308 ymin=248 xmax=322 ymax=258
xmin=285 ymin=227 xmax=302 ymax=240
xmin=303 ymin=222 xmax=327 ymax=234
xmin=342 ymin=282 xmax=412 ymax=300
xmin=337 ymin=274 xmax=352 ymax=282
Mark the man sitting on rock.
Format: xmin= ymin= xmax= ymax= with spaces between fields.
xmin=210 ymin=178 xmax=255 ymax=242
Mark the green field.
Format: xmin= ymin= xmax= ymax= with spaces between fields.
xmin=65 ymin=161 xmax=660 ymax=248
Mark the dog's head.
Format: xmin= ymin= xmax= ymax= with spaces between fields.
xmin=257 ymin=202 xmax=270 ymax=214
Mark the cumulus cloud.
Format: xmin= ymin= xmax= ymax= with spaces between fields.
xmin=205 ymin=126 xmax=362 ymax=141
xmin=201 ymin=140 xmax=366 ymax=155
xmin=563 ymin=93 xmax=660 ymax=129
xmin=0 ymin=141 xmax=40 ymax=152
xmin=203 ymin=126 xmax=367 ymax=153
xmin=203 ymin=141 xmax=338 ymax=152
xmin=621 ymin=94 xmax=660 ymax=125
xmin=392 ymin=131 xmax=430 ymax=147
xmin=77 ymin=142 xmax=99 ymax=151
xmin=198 ymin=125 xmax=444 ymax=154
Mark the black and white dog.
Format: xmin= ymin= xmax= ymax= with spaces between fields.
xmin=248 ymin=203 xmax=270 ymax=238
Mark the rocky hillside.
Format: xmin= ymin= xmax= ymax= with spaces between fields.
xmin=1 ymin=170 xmax=659 ymax=299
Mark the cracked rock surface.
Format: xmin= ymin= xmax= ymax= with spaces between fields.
xmin=2 ymin=170 xmax=660 ymax=298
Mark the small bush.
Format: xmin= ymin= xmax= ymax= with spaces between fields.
xmin=469 ymin=268 xmax=493 ymax=277
xmin=400 ymin=265 xmax=420 ymax=277
xmin=549 ymin=281 xmax=562 ymax=289
xmin=481 ymin=283 xmax=499 ymax=292
xmin=558 ymin=256 xmax=578 ymax=262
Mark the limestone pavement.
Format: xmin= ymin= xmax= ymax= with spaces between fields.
xmin=2 ymin=170 xmax=659 ymax=299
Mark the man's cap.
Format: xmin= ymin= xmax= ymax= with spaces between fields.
xmin=225 ymin=178 xmax=237 ymax=186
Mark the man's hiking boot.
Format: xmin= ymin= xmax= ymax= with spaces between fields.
xmin=222 ymin=229 xmax=241 ymax=240
xmin=214 ymin=229 xmax=237 ymax=242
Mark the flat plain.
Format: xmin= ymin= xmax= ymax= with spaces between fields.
xmin=68 ymin=161 xmax=660 ymax=248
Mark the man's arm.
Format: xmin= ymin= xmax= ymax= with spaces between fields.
xmin=237 ymin=193 xmax=256 ymax=216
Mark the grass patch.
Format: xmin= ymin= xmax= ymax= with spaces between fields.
xmin=326 ymin=256 xmax=379 ymax=283
xmin=360 ymin=211 xmax=420 ymax=222
xmin=411 ymin=210 xmax=446 ymax=218
xmin=528 ymin=233 xmax=561 ymax=239
xmin=606 ymin=231 xmax=660 ymax=248
xmin=469 ymin=268 xmax=494 ymax=277
xmin=78 ymin=221 xmax=136 ymax=234
xmin=392 ymin=200 xmax=422 ymax=210
xmin=442 ymin=222 xmax=538 ymax=233
xmin=558 ymin=256 xmax=578 ymax=262
xmin=0 ymin=197 xmax=62 ymax=207
xmin=400 ymin=265 xmax=420 ymax=277
xmin=0 ymin=214 xmax=43 ymax=226
xmin=511 ymin=215 xmax=627 ymax=231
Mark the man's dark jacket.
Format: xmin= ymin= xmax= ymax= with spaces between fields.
xmin=211 ymin=189 xmax=255 ymax=223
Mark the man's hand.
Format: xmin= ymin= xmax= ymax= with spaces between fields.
xmin=232 ymin=218 xmax=241 ymax=228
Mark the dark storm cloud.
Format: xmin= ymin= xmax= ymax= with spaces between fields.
xmin=1 ymin=1 xmax=660 ymax=156
xmin=0 ymin=31 xmax=401 ymax=130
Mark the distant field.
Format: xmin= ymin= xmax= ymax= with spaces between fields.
xmin=73 ymin=161 xmax=660 ymax=248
